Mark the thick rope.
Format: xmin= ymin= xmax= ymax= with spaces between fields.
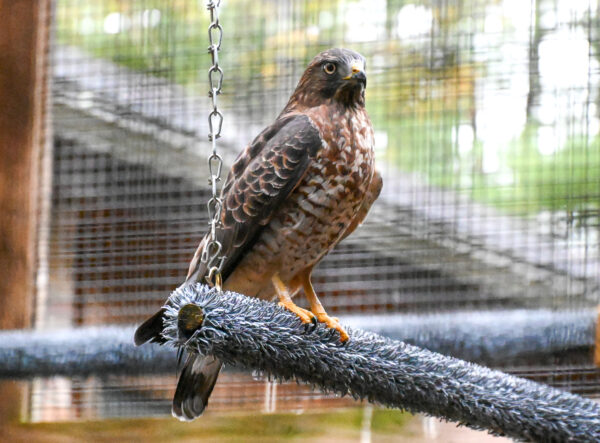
xmin=0 ymin=326 xmax=175 ymax=378
xmin=160 ymin=283 xmax=600 ymax=442
xmin=0 ymin=307 xmax=594 ymax=378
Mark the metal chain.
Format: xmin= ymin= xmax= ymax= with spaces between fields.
xmin=201 ymin=0 xmax=225 ymax=290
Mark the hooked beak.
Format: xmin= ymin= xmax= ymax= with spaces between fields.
xmin=343 ymin=60 xmax=367 ymax=86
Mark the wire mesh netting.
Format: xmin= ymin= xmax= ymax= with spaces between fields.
xmin=34 ymin=0 xmax=600 ymax=423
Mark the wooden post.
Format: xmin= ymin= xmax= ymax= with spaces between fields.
xmin=0 ymin=0 xmax=50 ymax=328
xmin=0 ymin=0 xmax=51 ymax=428
xmin=595 ymin=306 xmax=600 ymax=367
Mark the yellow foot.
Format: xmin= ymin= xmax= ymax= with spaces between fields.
xmin=315 ymin=313 xmax=349 ymax=342
xmin=278 ymin=300 xmax=316 ymax=324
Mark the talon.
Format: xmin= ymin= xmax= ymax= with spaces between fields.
xmin=278 ymin=301 xmax=315 ymax=324
xmin=273 ymin=274 xmax=315 ymax=325
xmin=315 ymin=313 xmax=349 ymax=342
xmin=299 ymin=271 xmax=349 ymax=342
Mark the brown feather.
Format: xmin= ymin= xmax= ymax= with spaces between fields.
xmin=135 ymin=48 xmax=381 ymax=421
xmin=185 ymin=114 xmax=321 ymax=286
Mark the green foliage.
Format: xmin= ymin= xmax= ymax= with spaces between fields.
xmin=506 ymin=129 xmax=600 ymax=214
xmin=370 ymin=408 xmax=412 ymax=432
xmin=56 ymin=1 xmax=210 ymax=87
xmin=8 ymin=407 xmax=412 ymax=442
xmin=383 ymin=114 xmax=600 ymax=215
xmin=55 ymin=0 xmax=600 ymax=217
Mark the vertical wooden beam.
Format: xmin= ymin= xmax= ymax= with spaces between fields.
xmin=595 ymin=306 xmax=600 ymax=367
xmin=0 ymin=0 xmax=50 ymax=330
xmin=0 ymin=0 xmax=51 ymax=430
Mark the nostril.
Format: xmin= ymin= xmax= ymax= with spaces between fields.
xmin=353 ymin=71 xmax=367 ymax=87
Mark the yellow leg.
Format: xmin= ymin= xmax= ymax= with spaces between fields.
xmin=272 ymin=274 xmax=315 ymax=324
xmin=300 ymin=272 xmax=349 ymax=342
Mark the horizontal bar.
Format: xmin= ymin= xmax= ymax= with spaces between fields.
xmin=0 ymin=308 xmax=594 ymax=378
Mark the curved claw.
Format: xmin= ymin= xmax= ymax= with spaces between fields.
xmin=278 ymin=301 xmax=315 ymax=324
xmin=315 ymin=313 xmax=349 ymax=342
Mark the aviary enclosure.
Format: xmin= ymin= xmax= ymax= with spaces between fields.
xmin=1 ymin=0 xmax=599 ymax=440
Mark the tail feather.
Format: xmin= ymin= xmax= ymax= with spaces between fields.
xmin=134 ymin=308 xmax=167 ymax=345
xmin=172 ymin=354 xmax=223 ymax=421
xmin=135 ymin=239 xmax=223 ymax=418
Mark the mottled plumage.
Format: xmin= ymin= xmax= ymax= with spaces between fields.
xmin=135 ymin=48 xmax=382 ymax=421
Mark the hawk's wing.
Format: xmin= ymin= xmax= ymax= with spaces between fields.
xmin=133 ymin=114 xmax=320 ymax=346
xmin=186 ymin=114 xmax=321 ymax=284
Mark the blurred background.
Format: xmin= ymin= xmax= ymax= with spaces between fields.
xmin=1 ymin=0 xmax=599 ymax=441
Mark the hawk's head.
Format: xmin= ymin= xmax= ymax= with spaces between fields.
xmin=288 ymin=48 xmax=367 ymax=109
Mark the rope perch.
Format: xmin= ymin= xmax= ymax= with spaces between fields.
xmin=0 ymin=309 xmax=593 ymax=378
xmin=162 ymin=283 xmax=600 ymax=442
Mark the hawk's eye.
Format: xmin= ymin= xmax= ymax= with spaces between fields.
xmin=323 ymin=62 xmax=336 ymax=75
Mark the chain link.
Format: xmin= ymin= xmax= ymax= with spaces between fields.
xmin=202 ymin=0 xmax=225 ymax=290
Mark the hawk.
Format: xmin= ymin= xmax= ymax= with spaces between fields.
xmin=135 ymin=48 xmax=382 ymax=420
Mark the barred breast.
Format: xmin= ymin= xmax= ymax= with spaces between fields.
xmin=224 ymin=103 xmax=375 ymax=299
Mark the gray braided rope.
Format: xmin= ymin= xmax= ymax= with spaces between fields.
xmin=0 ymin=326 xmax=176 ymax=378
xmin=161 ymin=283 xmax=600 ymax=442
xmin=0 ymin=308 xmax=593 ymax=378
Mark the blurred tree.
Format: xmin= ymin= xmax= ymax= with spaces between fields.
xmin=526 ymin=0 xmax=545 ymax=122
